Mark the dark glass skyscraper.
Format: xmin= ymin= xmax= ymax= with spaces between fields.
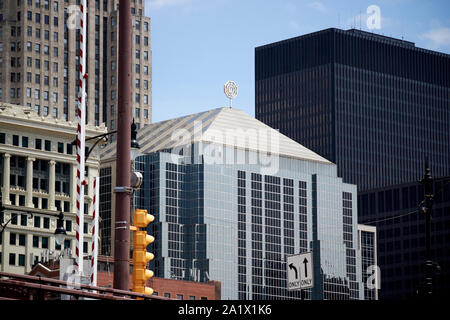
xmin=358 ymin=179 xmax=450 ymax=300
xmin=255 ymin=28 xmax=450 ymax=191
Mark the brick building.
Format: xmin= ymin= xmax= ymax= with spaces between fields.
xmin=29 ymin=255 xmax=221 ymax=300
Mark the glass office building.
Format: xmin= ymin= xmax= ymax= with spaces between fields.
xmin=358 ymin=224 xmax=378 ymax=300
xmin=101 ymin=107 xmax=369 ymax=299
xmin=255 ymin=28 xmax=450 ymax=191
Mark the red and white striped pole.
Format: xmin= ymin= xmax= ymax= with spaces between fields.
xmin=91 ymin=177 xmax=99 ymax=286
xmin=76 ymin=0 xmax=88 ymax=275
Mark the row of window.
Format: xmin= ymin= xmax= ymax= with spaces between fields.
xmin=0 ymin=239 xmax=91 ymax=268
xmin=151 ymin=292 xmax=208 ymax=300
xmin=22 ymin=0 xmax=60 ymax=11
xmin=0 ymin=55 xmax=59 ymax=72
xmin=1 ymin=210 xmax=90 ymax=233
xmin=0 ymin=133 xmax=73 ymax=155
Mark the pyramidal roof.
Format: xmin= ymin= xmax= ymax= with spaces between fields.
xmin=101 ymin=107 xmax=332 ymax=165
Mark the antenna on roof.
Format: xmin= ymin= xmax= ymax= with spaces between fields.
xmin=224 ymin=81 xmax=238 ymax=108
xmin=359 ymin=10 xmax=362 ymax=30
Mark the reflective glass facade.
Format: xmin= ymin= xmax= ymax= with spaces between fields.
xmin=134 ymin=143 xmax=365 ymax=300
xmin=100 ymin=167 xmax=112 ymax=256
xmin=358 ymin=225 xmax=378 ymax=300
xmin=255 ymin=28 xmax=450 ymax=191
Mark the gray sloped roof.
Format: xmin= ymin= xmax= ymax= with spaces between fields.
xmin=101 ymin=107 xmax=332 ymax=165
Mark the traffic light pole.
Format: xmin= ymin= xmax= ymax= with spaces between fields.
xmin=420 ymin=159 xmax=433 ymax=300
xmin=418 ymin=159 xmax=450 ymax=300
xmin=114 ymin=0 xmax=132 ymax=291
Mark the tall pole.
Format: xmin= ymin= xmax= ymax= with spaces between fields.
xmin=420 ymin=158 xmax=433 ymax=300
xmin=91 ymin=177 xmax=100 ymax=287
xmin=75 ymin=0 xmax=88 ymax=276
xmin=114 ymin=0 xmax=132 ymax=291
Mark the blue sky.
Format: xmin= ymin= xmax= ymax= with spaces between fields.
xmin=145 ymin=0 xmax=450 ymax=122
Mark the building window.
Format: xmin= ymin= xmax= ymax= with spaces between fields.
xmin=19 ymin=234 xmax=26 ymax=246
xmin=67 ymin=144 xmax=73 ymax=155
xmin=42 ymin=198 xmax=48 ymax=209
xmin=45 ymin=140 xmax=51 ymax=151
xmin=9 ymin=253 xmax=16 ymax=266
xmin=43 ymin=217 xmax=50 ymax=229
xmin=20 ymin=214 xmax=27 ymax=226
xmin=35 ymin=138 xmax=42 ymax=150
xmin=33 ymin=236 xmax=39 ymax=248
xmin=34 ymin=216 xmax=40 ymax=228
xmin=22 ymin=136 xmax=28 ymax=148
xmin=64 ymin=239 xmax=71 ymax=249
xmin=66 ymin=220 xmax=72 ymax=232
xmin=42 ymin=237 xmax=49 ymax=249
xmin=10 ymin=214 xmax=18 ymax=225
xmin=13 ymin=135 xmax=19 ymax=146
xmin=58 ymin=142 xmax=64 ymax=153
xmin=18 ymin=254 xmax=25 ymax=267
xmin=10 ymin=233 xmax=16 ymax=245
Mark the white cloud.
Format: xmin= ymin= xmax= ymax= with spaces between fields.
xmin=419 ymin=27 xmax=450 ymax=47
xmin=149 ymin=0 xmax=191 ymax=9
xmin=308 ymin=1 xmax=327 ymax=13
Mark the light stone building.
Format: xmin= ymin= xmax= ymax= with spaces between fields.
xmin=0 ymin=102 xmax=106 ymax=274
xmin=0 ymin=0 xmax=152 ymax=136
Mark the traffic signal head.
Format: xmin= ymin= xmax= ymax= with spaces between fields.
xmin=134 ymin=231 xmax=155 ymax=249
xmin=134 ymin=209 xmax=154 ymax=228
xmin=131 ymin=209 xmax=155 ymax=298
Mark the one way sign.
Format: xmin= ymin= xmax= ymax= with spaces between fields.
xmin=286 ymin=252 xmax=313 ymax=290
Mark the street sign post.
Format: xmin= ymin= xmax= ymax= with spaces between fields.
xmin=286 ymin=252 xmax=313 ymax=291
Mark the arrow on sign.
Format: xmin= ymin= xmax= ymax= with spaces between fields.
xmin=303 ymin=258 xmax=309 ymax=278
xmin=289 ymin=263 xmax=298 ymax=279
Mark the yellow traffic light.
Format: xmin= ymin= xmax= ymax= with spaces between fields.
xmin=131 ymin=209 xmax=155 ymax=298
xmin=134 ymin=209 xmax=154 ymax=227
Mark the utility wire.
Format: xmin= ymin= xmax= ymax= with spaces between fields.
xmin=361 ymin=209 xmax=419 ymax=225
xmin=361 ymin=200 xmax=425 ymax=225
xmin=361 ymin=180 xmax=450 ymax=225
